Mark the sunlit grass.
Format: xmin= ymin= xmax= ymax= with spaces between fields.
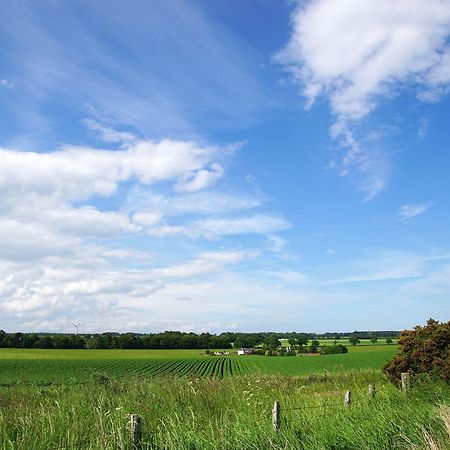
xmin=0 ymin=372 xmax=448 ymax=449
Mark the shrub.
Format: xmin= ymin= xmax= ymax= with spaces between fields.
xmin=384 ymin=319 xmax=450 ymax=383
xmin=320 ymin=344 xmax=348 ymax=355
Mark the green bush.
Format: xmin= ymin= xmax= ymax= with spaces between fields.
xmin=384 ymin=318 xmax=450 ymax=383
xmin=320 ymin=344 xmax=349 ymax=355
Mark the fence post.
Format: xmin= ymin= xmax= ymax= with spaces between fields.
xmin=344 ymin=390 xmax=351 ymax=407
xmin=401 ymin=373 xmax=410 ymax=393
xmin=368 ymin=384 xmax=376 ymax=398
xmin=130 ymin=414 xmax=142 ymax=449
xmin=272 ymin=400 xmax=280 ymax=431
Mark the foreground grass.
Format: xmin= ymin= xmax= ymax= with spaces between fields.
xmin=0 ymin=372 xmax=448 ymax=449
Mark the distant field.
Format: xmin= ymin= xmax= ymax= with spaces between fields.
xmin=0 ymin=345 xmax=398 ymax=384
xmin=279 ymin=338 xmax=398 ymax=347
xmin=0 ymin=348 xmax=210 ymax=360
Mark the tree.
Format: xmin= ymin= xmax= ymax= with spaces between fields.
xmin=386 ymin=338 xmax=393 ymax=345
xmin=384 ymin=319 xmax=450 ymax=383
xmin=348 ymin=336 xmax=360 ymax=346
xmin=264 ymin=336 xmax=281 ymax=351
xmin=309 ymin=339 xmax=320 ymax=353
xmin=370 ymin=337 xmax=378 ymax=345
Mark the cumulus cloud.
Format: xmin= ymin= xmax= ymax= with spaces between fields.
xmin=0 ymin=136 xmax=292 ymax=330
xmin=398 ymin=202 xmax=433 ymax=221
xmin=278 ymin=0 xmax=450 ymax=119
xmin=0 ymin=139 xmax=221 ymax=201
xmin=277 ymin=0 xmax=450 ymax=198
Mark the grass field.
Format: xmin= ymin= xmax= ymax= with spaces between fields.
xmin=0 ymin=371 xmax=448 ymax=449
xmin=1 ymin=345 xmax=449 ymax=449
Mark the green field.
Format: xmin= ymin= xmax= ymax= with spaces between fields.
xmin=1 ymin=345 xmax=449 ymax=449
xmin=0 ymin=345 xmax=398 ymax=384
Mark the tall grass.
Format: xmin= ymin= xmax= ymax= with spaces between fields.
xmin=0 ymin=371 xmax=448 ymax=449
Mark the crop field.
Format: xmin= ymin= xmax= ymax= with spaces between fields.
xmin=0 ymin=345 xmax=398 ymax=384
xmin=1 ymin=345 xmax=449 ymax=449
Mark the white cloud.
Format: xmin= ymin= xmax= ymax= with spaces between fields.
xmin=193 ymin=214 xmax=291 ymax=237
xmin=0 ymin=139 xmax=221 ymax=201
xmin=174 ymin=163 xmax=224 ymax=192
xmin=277 ymin=0 xmax=450 ymax=119
xmin=144 ymin=213 xmax=291 ymax=241
xmin=325 ymin=248 xmax=336 ymax=255
xmin=127 ymin=189 xmax=263 ymax=217
xmin=0 ymin=135 xmax=294 ymax=331
xmin=277 ymin=0 xmax=450 ymax=198
xmin=83 ymin=118 xmax=136 ymax=144
xmin=132 ymin=211 xmax=162 ymax=228
xmin=152 ymin=250 xmax=253 ymax=279
xmin=398 ymin=202 xmax=433 ymax=221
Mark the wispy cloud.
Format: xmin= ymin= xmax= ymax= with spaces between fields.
xmin=0 ymin=0 xmax=273 ymax=145
xmin=0 ymin=79 xmax=14 ymax=88
xmin=83 ymin=119 xmax=136 ymax=144
xmin=398 ymin=202 xmax=433 ymax=221
xmin=277 ymin=0 xmax=450 ymax=198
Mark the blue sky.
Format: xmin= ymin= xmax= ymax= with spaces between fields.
xmin=0 ymin=0 xmax=449 ymax=333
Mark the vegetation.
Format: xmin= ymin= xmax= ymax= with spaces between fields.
xmin=384 ymin=318 xmax=450 ymax=383
xmin=0 ymin=324 xmax=448 ymax=449
xmin=0 ymin=345 xmax=398 ymax=385
xmin=0 ymin=330 xmax=399 ymax=350
xmin=319 ymin=344 xmax=348 ymax=355
xmin=348 ymin=336 xmax=361 ymax=346
xmin=0 ymin=372 xmax=449 ymax=449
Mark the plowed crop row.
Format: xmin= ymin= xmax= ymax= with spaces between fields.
xmin=0 ymin=357 xmax=253 ymax=384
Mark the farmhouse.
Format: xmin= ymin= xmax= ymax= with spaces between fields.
xmin=237 ymin=348 xmax=254 ymax=355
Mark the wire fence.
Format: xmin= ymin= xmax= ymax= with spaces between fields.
xmin=43 ymin=375 xmax=412 ymax=448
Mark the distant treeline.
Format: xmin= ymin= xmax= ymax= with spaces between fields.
xmin=0 ymin=330 xmax=400 ymax=350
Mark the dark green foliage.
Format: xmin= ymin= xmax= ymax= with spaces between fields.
xmin=384 ymin=318 xmax=450 ymax=383
xmin=348 ymin=336 xmax=360 ymax=346
xmin=310 ymin=339 xmax=320 ymax=353
xmin=320 ymin=344 xmax=349 ymax=355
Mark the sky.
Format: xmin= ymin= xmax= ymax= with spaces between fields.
xmin=0 ymin=0 xmax=449 ymax=333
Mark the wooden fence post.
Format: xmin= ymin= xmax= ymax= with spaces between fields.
xmin=272 ymin=400 xmax=280 ymax=431
xmin=368 ymin=384 xmax=376 ymax=398
xmin=344 ymin=390 xmax=351 ymax=407
xmin=401 ymin=373 xmax=410 ymax=393
xmin=130 ymin=414 xmax=142 ymax=449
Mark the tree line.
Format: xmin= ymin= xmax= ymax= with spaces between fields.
xmin=0 ymin=329 xmax=400 ymax=350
